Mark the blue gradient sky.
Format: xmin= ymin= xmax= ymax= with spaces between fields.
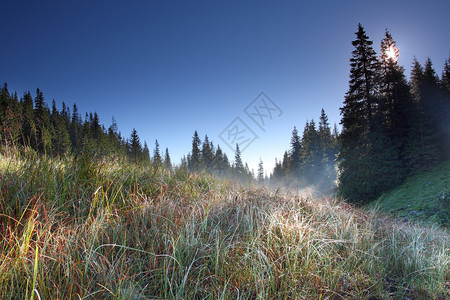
xmin=1 ymin=0 xmax=449 ymax=174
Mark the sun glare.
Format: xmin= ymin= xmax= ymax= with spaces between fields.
xmin=385 ymin=45 xmax=398 ymax=62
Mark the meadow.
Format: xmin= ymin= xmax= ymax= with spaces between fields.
xmin=0 ymin=146 xmax=449 ymax=299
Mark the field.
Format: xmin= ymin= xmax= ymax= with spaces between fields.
xmin=1 ymin=147 xmax=449 ymax=299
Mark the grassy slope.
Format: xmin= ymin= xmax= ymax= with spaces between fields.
xmin=0 ymin=147 xmax=449 ymax=299
xmin=373 ymin=160 xmax=450 ymax=227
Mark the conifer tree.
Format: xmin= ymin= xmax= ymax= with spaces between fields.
xmin=233 ymin=144 xmax=245 ymax=180
xmin=376 ymin=30 xmax=412 ymax=182
xmin=20 ymin=92 xmax=36 ymax=148
xmin=51 ymin=100 xmax=71 ymax=156
xmin=189 ymin=131 xmax=202 ymax=172
xmin=338 ymin=24 xmax=382 ymax=203
xmin=34 ymin=89 xmax=53 ymax=154
xmin=289 ymin=126 xmax=302 ymax=182
xmin=202 ymin=135 xmax=214 ymax=172
xmin=153 ymin=139 xmax=162 ymax=168
xmin=142 ymin=141 xmax=151 ymax=163
xmin=164 ymin=147 xmax=172 ymax=170
xmin=257 ymin=158 xmax=265 ymax=185
xmin=128 ymin=128 xmax=142 ymax=163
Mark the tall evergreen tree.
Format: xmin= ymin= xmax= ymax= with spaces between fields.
xmin=189 ymin=131 xmax=202 ymax=172
xmin=202 ymin=135 xmax=214 ymax=172
xmin=257 ymin=158 xmax=265 ymax=185
xmin=20 ymin=92 xmax=37 ymax=148
xmin=234 ymin=144 xmax=244 ymax=174
xmin=142 ymin=141 xmax=151 ymax=163
xmin=128 ymin=128 xmax=142 ymax=163
xmin=153 ymin=139 xmax=162 ymax=168
xmin=377 ymin=30 xmax=413 ymax=181
xmin=289 ymin=126 xmax=302 ymax=182
xmin=338 ymin=24 xmax=382 ymax=203
xmin=164 ymin=147 xmax=172 ymax=170
xmin=34 ymin=89 xmax=53 ymax=154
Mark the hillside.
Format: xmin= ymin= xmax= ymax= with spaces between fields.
xmin=374 ymin=160 xmax=450 ymax=227
xmin=0 ymin=147 xmax=449 ymax=299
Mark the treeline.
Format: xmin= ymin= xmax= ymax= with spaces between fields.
xmin=270 ymin=109 xmax=339 ymax=191
xmin=181 ymin=131 xmax=254 ymax=183
xmin=338 ymin=25 xmax=450 ymax=203
xmin=0 ymin=85 xmax=255 ymax=182
xmin=0 ymin=86 xmax=163 ymax=165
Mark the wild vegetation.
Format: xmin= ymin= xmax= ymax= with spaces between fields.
xmin=1 ymin=23 xmax=449 ymax=299
xmin=1 ymin=146 xmax=448 ymax=299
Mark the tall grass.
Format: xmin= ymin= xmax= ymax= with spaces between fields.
xmin=1 ymin=146 xmax=449 ymax=299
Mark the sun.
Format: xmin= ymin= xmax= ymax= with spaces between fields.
xmin=385 ymin=45 xmax=398 ymax=62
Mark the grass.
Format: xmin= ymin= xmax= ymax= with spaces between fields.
xmin=0 ymin=146 xmax=449 ymax=299
xmin=374 ymin=160 xmax=450 ymax=227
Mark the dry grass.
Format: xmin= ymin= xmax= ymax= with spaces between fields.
xmin=1 ymin=147 xmax=449 ymax=299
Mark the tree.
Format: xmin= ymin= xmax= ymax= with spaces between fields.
xmin=153 ymin=139 xmax=162 ymax=168
xmin=338 ymin=24 xmax=382 ymax=203
xmin=376 ymin=30 xmax=413 ymax=182
xmin=289 ymin=126 xmax=302 ymax=182
xmin=164 ymin=147 xmax=172 ymax=170
xmin=128 ymin=128 xmax=142 ymax=163
xmin=234 ymin=143 xmax=244 ymax=176
xmin=142 ymin=141 xmax=151 ymax=163
xmin=257 ymin=158 xmax=265 ymax=185
xmin=189 ymin=131 xmax=202 ymax=172
xmin=34 ymin=89 xmax=53 ymax=154
xmin=20 ymin=92 xmax=37 ymax=148
xmin=202 ymin=135 xmax=214 ymax=172
xmin=51 ymin=100 xmax=71 ymax=156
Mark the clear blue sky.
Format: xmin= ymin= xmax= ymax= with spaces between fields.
xmin=1 ymin=0 xmax=449 ymax=174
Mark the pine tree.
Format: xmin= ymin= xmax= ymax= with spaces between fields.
xmin=153 ymin=139 xmax=162 ymax=168
xmin=234 ymin=144 xmax=244 ymax=175
xmin=406 ymin=58 xmax=441 ymax=170
xmin=142 ymin=141 xmax=151 ymax=163
xmin=202 ymin=135 xmax=214 ymax=172
xmin=51 ymin=100 xmax=71 ymax=156
xmin=128 ymin=128 xmax=142 ymax=163
xmin=377 ymin=30 xmax=412 ymax=182
xmin=20 ymin=92 xmax=37 ymax=148
xmin=257 ymin=158 xmax=265 ymax=185
xmin=289 ymin=126 xmax=302 ymax=182
xmin=189 ymin=131 xmax=202 ymax=172
xmin=34 ymin=89 xmax=53 ymax=154
xmin=70 ymin=103 xmax=82 ymax=153
xmin=164 ymin=147 xmax=172 ymax=170
xmin=338 ymin=24 xmax=382 ymax=203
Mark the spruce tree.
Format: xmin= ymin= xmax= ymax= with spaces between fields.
xmin=34 ymin=89 xmax=53 ymax=154
xmin=142 ymin=141 xmax=151 ymax=163
xmin=164 ymin=147 xmax=172 ymax=170
xmin=289 ymin=126 xmax=302 ymax=182
xmin=189 ymin=131 xmax=202 ymax=172
xmin=20 ymin=92 xmax=37 ymax=148
xmin=377 ymin=30 xmax=412 ymax=182
xmin=338 ymin=24 xmax=381 ymax=203
xmin=257 ymin=158 xmax=265 ymax=185
xmin=128 ymin=128 xmax=142 ymax=163
xmin=202 ymin=135 xmax=214 ymax=172
xmin=153 ymin=139 xmax=162 ymax=168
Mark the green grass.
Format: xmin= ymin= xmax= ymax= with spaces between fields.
xmin=1 ymin=146 xmax=449 ymax=299
xmin=373 ymin=160 xmax=450 ymax=227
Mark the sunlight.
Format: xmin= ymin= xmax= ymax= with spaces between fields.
xmin=385 ymin=45 xmax=398 ymax=62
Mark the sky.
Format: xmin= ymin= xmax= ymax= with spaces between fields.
xmin=1 ymin=0 xmax=450 ymax=174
